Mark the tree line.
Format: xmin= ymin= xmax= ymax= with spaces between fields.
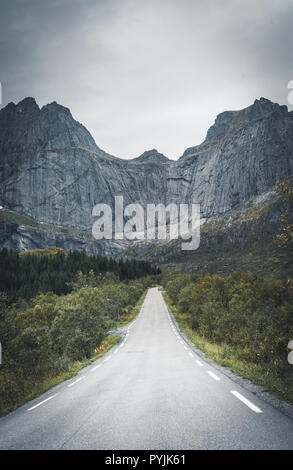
xmin=0 ymin=246 xmax=160 ymax=300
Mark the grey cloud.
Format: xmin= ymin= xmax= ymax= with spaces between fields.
xmin=0 ymin=0 xmax=292 ymax=159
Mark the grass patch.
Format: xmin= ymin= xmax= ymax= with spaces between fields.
xmin=163 ymin=292 xmax=293 ymax=405
xmin=0 ymin=334 xmax=120 ymax=417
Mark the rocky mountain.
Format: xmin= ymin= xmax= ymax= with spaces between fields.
xmin=132 ymin=149 xmax=171 ymax=164
xmin=0 ymin=96 xmax=292 ymax=261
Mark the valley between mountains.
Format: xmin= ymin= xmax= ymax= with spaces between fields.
xmin=0 ymin=96 xmax=292 ymax=276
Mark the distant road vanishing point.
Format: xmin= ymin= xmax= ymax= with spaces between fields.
xmin=0 ymin=287 xmax=293 ymax=450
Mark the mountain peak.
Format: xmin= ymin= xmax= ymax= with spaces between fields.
xmin=180 ymin=97 xmax=291 ymax=160
xmin=133 ymin=149 xmax=171 ymax=164
xmin=205 ymin=97 xmax=288 ymax=143
xmin=17 ymin=97 xmax=40 ymax=110
xmin=0 ymin=97 xmax=40 ymax=120
xmin=41 ymin=101 xmax=72 ymax=116
xmin=251 ymin=97 xmax=288 ymax=115
xmin=0 ymin=97 xmax=100 ymax=155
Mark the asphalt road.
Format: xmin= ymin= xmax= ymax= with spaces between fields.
xmin=0 ymin=287 xmax=293 ymax=450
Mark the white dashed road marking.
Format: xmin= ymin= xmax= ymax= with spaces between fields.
xmin=27 ymin=394 xmax=58 ymax=411
xmin=207 ymin=371 xmax=220 ymax=381
xmin=231 ymin=391 xmax=262 ymax=413
xmin=27 ymin=296 xmax=265 ymax=424
xmin=68 ymin=377 xmax=84 ymax=388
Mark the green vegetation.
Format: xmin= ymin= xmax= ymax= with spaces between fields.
xmin=0 ymin=248 xmax=159 ymax=416
xmin=0 ymin=246 xmax=160 ymax=299
xmin=116 ymin=290 xmax=148 ymax=328
xmin=162 ymin=271 xmax=293 ymax=404
xmin=0 ymin=334 xmax=120 ymax=418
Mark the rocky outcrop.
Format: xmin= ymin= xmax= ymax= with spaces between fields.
xmin=177 ymin=97 xmax=293 ymax=215
xmin=0 ymin=96 xmax=292 ymax=254
xmin=132 ymin=149 xmax=171 ymax=164
xmin=0 ymin=208 xmax=128 ymax=255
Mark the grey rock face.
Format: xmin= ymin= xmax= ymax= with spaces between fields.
xmin=177 ymin=97 xmax=293 ymax=215
xmin=0 ymin=98 xmax=170 ymax=230
xmin=0 ymin=220 xmax=125 ymax=256
xmin=0 ymin=96 xmax=292 ymax=253
xmin=0 ymin=97 xmax=109 ymax=156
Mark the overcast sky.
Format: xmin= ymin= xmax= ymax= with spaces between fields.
xmin=0 ymin=0 xmax=293 ymax=159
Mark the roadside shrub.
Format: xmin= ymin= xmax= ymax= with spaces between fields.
xmin=167 ymin=271 xmax=293 ymax=366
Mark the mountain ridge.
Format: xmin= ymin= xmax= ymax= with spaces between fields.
xmin=0 ymin=96 xmax=292 ymax=260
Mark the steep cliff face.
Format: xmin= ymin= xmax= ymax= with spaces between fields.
xmin=0 ymin=96 xmax=292 ymax=254
xmin=0 ymin=98 xmax=169 ymax=230
xmin=0 ymin=97 xmax=105 ymax=155
xmin=0 ymin=216 xmax=125 ymax=256
xmin=174 ymin=97 xmax=293 ymax=215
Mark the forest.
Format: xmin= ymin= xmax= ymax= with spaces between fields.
xmin=0 ymin=246 xmax=160 ymax=299
xmin=0 ymin=247 xmax=160 ymax=415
